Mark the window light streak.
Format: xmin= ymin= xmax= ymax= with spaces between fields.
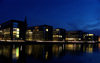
xmin=16 ymin=47 xmax=19 ymax=58
xmin=45 ymin=52 xmax=48 ymax=59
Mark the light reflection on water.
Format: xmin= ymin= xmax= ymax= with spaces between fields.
xmin=0 ymin=43 xmax=99 ymax=63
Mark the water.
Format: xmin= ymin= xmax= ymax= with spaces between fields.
xmin=0 ymin=43 xmax=100 ymax=63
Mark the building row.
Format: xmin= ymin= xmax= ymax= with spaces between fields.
xmin=0 ymin=19 xmax=99 ymax=42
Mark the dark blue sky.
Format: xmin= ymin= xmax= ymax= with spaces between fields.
xmin=0 ymin=0 xmax=100 ymax=35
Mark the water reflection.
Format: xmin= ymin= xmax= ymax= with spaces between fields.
xmin=12 ymin=47 xmax=19 ymax=59
xmin=0 ymin=43 xmax=99 ymax=63
xmin=86 ymin=44 xmax=93 ymax=53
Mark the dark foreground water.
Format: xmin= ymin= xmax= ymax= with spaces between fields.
xmin=0 ymin=43 xmax=100 ymax=63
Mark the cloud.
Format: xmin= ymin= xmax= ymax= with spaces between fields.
xmin=82 ymin=19 xmax=100 ymax=31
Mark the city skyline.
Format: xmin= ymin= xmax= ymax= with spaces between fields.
xmin=0 ymin=19 xmax=98 ymax=42
xmin=0 ymin=0 xmax=100 ymax=63
xmin=0 ymin=0 xmax=100 ymax=35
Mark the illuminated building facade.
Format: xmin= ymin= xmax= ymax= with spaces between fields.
xmin=26 ymin=27 xmax=33 ymax=41
xmin=26 ymin=25 xmax=53 ymax=41
xmin=98 ymin=36 xmax=100 ymax=42
xmin=0 ymin=20 xmax=27 ymax=41
xmin=65 ymin=31 xmax=83 ymax=41
xmin=39 ymin=25 xmax=53 ymax=41
xmin=83 ymin=33 xmax=98 ymax=41
xmin=0 ymin=18 xmax=99 ymax=42
xmin=53 ymin=28 xmax=66 ymax=41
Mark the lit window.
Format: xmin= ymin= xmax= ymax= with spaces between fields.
xmin=13 ymin=31 xmax=19 ymax=34
xmin=0 ymin=30 xmax=2 ymax=32
xmin=29 ymin=32 xmax=32 ymax=34
xmin=53 ymin=35 xmax=62 ymax=38
xmin=13 ymin=31 xmax=17 ymax=34
xmin=13 ymin=28 xmax=19 ymax=31
xmin=46 ymin=29 xmax=48 ymax=32
xmin=79 ymin=38 xmax=81 ymax=40
xmin=28 ymin=30 xmax=31 ymax=32
xmin=17 ymin=32 xmax=19 ymax=34
xmin=53 ymin=35 xmax=57 ymax=37
xmin=59 ymin=35 xmax=62 ymax=38
xmin=56 ymin=29 xmax=60 ymax=31
xmin=4 ymin=32 xmax=10 ymax=34
xmin=17 ymin=29 xmax=19 ymax=31
xmin=16 ymin=35 xmax=19 ymax=38
xmin=66 ymin=38 xmax=76 ymax=41
xmin=88 ymin=34 xmax=94 ymax=36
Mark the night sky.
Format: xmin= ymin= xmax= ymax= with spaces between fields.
xmin=0 ymin=0 xmax=100 ymax=35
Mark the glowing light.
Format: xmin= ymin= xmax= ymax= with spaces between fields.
xmin=53 ymin=35 xmax=62 ymax=38
xmin=28 ymin=30 xmax=31 ymax=32
xmin=29 ymin=32 xmax=32 ymax=34
xmin=86 ymin=48 xmax=93 ymax=53
xmin=65 ymin=44 xmax=74 ymax=50
xmin=59 ymin=35 xmax=62 ymax=38
xmin=17 ymin=32 xmax=19 ymax=34
xmin=16 ymin=48 xmax=19 ymax=58
xmin=46 ymin=29 xmax=48 ymax=32
xmin=67 ymin=44 xmax=74 ymax=48
xmin=16 ymin=35 xmax=19 ymax=38
xmin=56 ymin=29 xmax=60 ymax=31
xmin=13 ymin=31 xmax=16 ymax=34
xmin=13 ymin=31 xmax=19 ymax=34
xmin=98 ymin=37 xmax=100 ymax=42
xmin=45 ymin=51 xmax=48 ymax=59
xmin=98 ymin=43 xmax=100 ymax=48
xmin=79 ymin=38 xmax=81 ymax=40
xmin=17 ymin=28 xmax=19 ymax=31
xmin=4 ymin=32 xmax=10 ymax=34
xmin=86 ymin=44 xmax=93 ymax=53
xmin=53 ymin=35 xmax=58 ymax=37
xmin=28 ymin=46 xmax=32 ymax=55
xmin=66 ymin=38 xmax=76 ymax=41
xmin=52 ymin=45 xmax=59 ymax=57
xmin=0 ymin=30 xmax=2 ymax=32
xmin=88 ymin=34 xmax=94 ymax=36
xmin=13 ymin=28 xmax=19 ymax=31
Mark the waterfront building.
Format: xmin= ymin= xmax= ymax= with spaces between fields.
xmin=65 ymin=31 xmax=83 ymax=41
xmin=0 ymin=19 xmax=27 ymax=41
xmin=0 ymin=25 xmax=3 ymax=40
xmin=98 ymin=36 xmax=100 ymax=42
xmin=26 ymin=27 xmax=33 ymax=41
xmin=0 ymin=18 xmax=98 ymax=42
xmin=53 ymin=28 xmax=66 ymax=41
xmin=26 ymin=25 xmax=53 ymax=41
xmin=83 ymin=33 xmax=98 ymax=41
